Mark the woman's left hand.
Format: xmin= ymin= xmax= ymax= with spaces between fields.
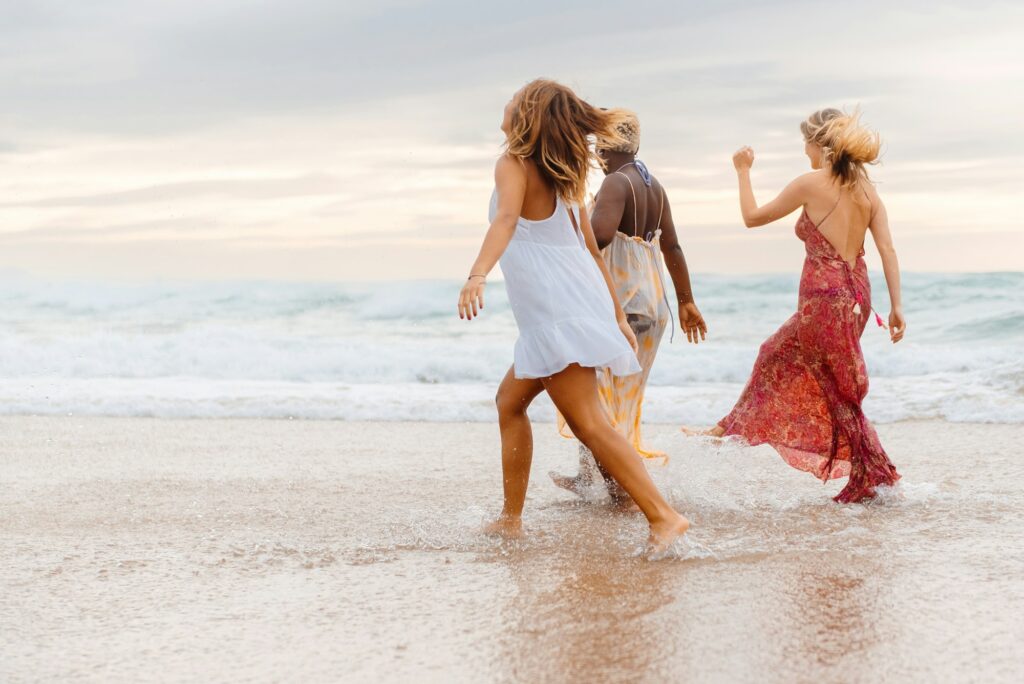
xmin=458 ymin=277 xmax=486 ymax=320
xmin=889 ymin=308 xmax=906 ymax=343
xmin=679 ymin=302 xmax=708 ymax=344
xmin=618 ymin=318 xmax=639 ymax=353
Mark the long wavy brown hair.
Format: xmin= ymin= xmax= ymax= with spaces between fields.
xmin=505 ymin=79 xmax=633 ymax=205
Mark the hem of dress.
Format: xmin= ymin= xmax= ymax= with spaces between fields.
xmin=717 ymin=421 xmax=901 ymax=501
xmin=512 ymin=352 xmax=641 ymax=380
xmin=716 ymin=422 xmax=851 ymax=481
xmin=512 ymin=317 xmax=642 ymax=380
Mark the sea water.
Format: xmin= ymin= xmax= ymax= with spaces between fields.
xmin=0 ymin=272 xmax=1020 ymax=424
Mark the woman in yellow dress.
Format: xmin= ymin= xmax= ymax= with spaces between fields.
xmin=552 ymin=113 xmax=707 ymax=503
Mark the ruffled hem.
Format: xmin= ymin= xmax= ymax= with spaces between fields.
xmin=513 ymin=317 xmax=641 ymax=380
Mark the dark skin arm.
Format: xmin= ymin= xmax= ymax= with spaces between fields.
xmin=657 ymin=185 xmax=707 ymax=343
xmin=589 ymin=174 xmax=629 ymax=249
xmin=590 ymin=171 xmax=707 ymax=344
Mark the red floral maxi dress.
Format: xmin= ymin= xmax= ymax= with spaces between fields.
xmin=716 ymin=206 xmax=900 ymax=503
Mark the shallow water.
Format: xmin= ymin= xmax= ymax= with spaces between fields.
xmin=2 ymin=418 xmax=1023 ymax=682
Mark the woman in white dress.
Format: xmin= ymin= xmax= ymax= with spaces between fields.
xmin=457 ymin=79 xmax=690 ymax=553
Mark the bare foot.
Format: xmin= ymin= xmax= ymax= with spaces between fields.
xmin=482 ymin=516 xmax=524 ymax=539
xmin=548 ymin=471 xmax=588 ymax=499
xmin=646 ymin=513 xmax=690 ymax=557
xmin=681 ymin=425 xmax=726 ymax=438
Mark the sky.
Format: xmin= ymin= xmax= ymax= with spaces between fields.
xmin=0 ymin=0 xmax=1021 ymax=281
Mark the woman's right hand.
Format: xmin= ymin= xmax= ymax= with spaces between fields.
xmin=733 ymin=146 xmax=754 ymax=172
xmin=889 ymin=308 xmax=906 ymax=343
xmin=618 ymin=317 xmax=639 ymax=353
xmin=458 ymin=277 xmax=486 ymax=320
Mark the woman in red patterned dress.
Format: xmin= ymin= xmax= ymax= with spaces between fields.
xmin=693 ymin=108 xmax=905 ymax=503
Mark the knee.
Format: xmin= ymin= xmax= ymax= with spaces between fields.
xmin=495 ymin=387 xmax=528 ymax=420
xmin=566 ymin=415 xmax=609 ymax=446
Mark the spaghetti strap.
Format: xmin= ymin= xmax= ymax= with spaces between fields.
xmin=615 ymin=171 xmax=639 ymax=237
xmin=861 ymin=184 xmax=878 ymax=223
xmin=655 ymin=185 xmax=666 ymax=231
xmin=565 ymin=202 xmax=581 ymax=239
xmin=816 ymin=192 xmax=843 ymax=229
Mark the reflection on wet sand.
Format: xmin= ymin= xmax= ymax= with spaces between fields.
xmin=3 ymin=418 xmax=1023 ymax=682
xmin=494 ymin=519 xmax=683 ymax=681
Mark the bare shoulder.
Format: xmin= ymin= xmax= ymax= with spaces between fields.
xmin=650 ymin=175 xmax=669 ymax=197
xmin=794 ymin=170 xmax=827 ymax=188
xmin=494 ymin=153 xmax=527 ymax=181
xmin=861 ymin=179 xmax=882 ymax=204
xmin=598 ymin=171 xmax=630 ymax=194
xmin=791 ymin=170 xmax=834 ymax=201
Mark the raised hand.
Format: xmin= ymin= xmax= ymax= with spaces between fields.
xmin=733 ymin=146 xmax=755 ymax=172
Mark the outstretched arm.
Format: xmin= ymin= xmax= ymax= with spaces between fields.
xmin=578 ymin=204 xmax=638 ymax=353
xmin=867 ymin=194 xmax=905 ymax=343
xmin=733 ymin=147 xmax=810 ymax=228
xmin=458 ymin=155 xmax=526 ymax=320
xmin=657 ymin=186 xmax=707 ymax=344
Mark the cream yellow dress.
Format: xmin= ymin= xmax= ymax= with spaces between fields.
xmin=557 ymin=167 xmax=673 ymax=461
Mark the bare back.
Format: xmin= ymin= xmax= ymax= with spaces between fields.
xmin=803 ymin=171 xmax=876 ymax=266
xmin=518 ymin=158 xmax=560 ymax=221
xmin=614 ymin=165 xmax=665 ymax=235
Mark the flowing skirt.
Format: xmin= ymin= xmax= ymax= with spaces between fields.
xmin=717 ymin=259 xmax=900 ymax=502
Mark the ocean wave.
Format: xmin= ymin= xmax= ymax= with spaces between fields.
xmin=0 ymin=274 xmax=1020 ymax=422
xmin=3 ymin=377 xmax=1021 ymax=424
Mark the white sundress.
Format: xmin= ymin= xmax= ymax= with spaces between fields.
xmin=490 ymin=189 xmax=642 ymax=380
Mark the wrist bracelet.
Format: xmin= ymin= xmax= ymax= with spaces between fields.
xmin=467 ymin=274 xmax=487 ymax=280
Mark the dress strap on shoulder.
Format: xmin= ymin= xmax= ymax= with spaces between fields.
xmin=615 ymin=171 xmax=639 ymax=237
xmin=655 ymin=184 xmax=666 ymax=231
xmin=861 ymin=184 xmax=878 ymax=223
xmin=565 ymin=203 xmax=582 ymax=240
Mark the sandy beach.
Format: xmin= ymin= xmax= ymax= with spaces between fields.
xmin=2 ymin=416 xmax=1023 ymax=682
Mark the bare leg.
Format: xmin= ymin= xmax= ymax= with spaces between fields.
xmin=550 ymin=447 xmax=634 ymax=508
xmin=543 ymin=364 xmax=689 ymax=551
xmin=549 ymin=444 xmax=598 ymax=497
xmin=593 ymin=456 xmax=634 ymax=505
xmin=483 ymin=366 xmax=545 ymax=539
xmin=550 ymin=314 xmax=658 ymax=505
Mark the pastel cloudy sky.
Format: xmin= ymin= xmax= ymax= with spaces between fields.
xmin=0 ymin=0 xmax=1021 ymax=280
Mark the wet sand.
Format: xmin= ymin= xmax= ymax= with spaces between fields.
xmin=2 ymin=417 xmax=1023 ymax=682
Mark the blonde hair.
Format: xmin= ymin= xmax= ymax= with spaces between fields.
xmin=602 ymin=111 xmax=640 ymax=154
xmin=800 ymin=108 xmax=881 ymax=187
xmin=505 ymin=79 xmax=633 ymax=205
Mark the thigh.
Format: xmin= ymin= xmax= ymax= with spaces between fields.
xmin=496 ymin=365 xmax=545 ymax=413
xmin=541 ymin=364 xmax=608 ymax=431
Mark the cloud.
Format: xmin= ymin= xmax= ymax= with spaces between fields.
xmin=0 ymin=0 xmax=1021 ymax=278
xmin=2 ymin=173 xmax=341 ymax=208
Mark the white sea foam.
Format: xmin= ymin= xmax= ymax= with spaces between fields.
xmin=0 ymin=273 xmax=1020 ymax=422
